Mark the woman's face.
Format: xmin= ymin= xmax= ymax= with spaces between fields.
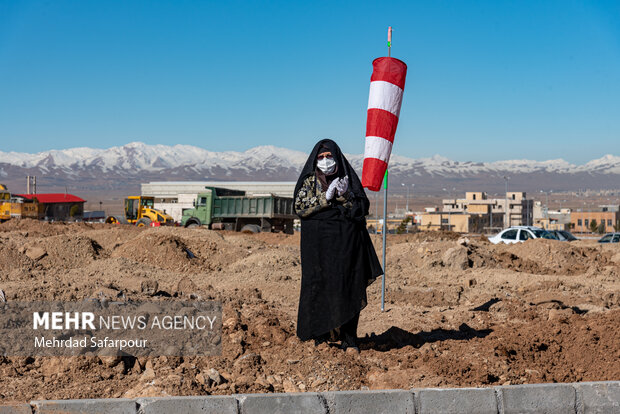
xmin=316 ymin=151 xmax=336 ymax=175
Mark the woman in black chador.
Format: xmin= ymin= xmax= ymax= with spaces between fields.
xmin=294 ymin=139 xmax=382 ymax=350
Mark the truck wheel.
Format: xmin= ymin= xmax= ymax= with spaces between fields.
xmin=241 ymin=224 xmax=261 ymax=234
xmin=136 ymin=218 xmax=152 ymax=227
xmin=187 ymin=222 xmax=199 ymax=228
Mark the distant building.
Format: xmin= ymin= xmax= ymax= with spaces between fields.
xmin=16 ymin=193 xmax=85 ymax=221
xmin=441 ymin=191 xmax=533 ymax=230
xmin=571 ymin=206 xmax=619 ymax=233
xmin=535 ymin=217 xmax=565 ymax=231
xmin=533 ymin=203 xmax=572 ymax=230
xmin=142 ymin=181 xmax=296 ymax=198
xmin=153 ymin=193 xmax=198 ymax=223
xmin=420 ymin=211 xmax=504 ymax=233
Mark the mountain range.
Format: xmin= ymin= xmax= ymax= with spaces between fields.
xmin=0 ymin=142 xmax=618 ymax=196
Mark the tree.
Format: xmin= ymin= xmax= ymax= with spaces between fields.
xmin=589 ymin=219 xmax=598 ymax=233
xmin=614 ymin=220 xmax=620 ymax=232
xmin=396 ymin=217 xmax=411 ymax=234
xmin=597 ymin=221 xmax=606 ymax=234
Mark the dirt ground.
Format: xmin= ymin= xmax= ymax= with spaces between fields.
xmin=0 ymin=219 xmax=618 ymax=403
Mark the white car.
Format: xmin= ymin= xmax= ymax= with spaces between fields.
xmin=488 ymin=226 xmax=558 ymax=244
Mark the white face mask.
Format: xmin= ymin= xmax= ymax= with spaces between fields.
xmin=317 ymin=157 xmax=336 ymax=175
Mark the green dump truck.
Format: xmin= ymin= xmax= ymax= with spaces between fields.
xmin=181 ymin=187 xmax=296 ymax=234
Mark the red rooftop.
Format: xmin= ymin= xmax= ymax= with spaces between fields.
xmin=17 ymin=193 xmax=86 ymax=204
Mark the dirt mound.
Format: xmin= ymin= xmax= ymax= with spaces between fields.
xmin=246 ymin=231 xmax=300 ymax=246
xmin=501 ymin=239 xmax=612 ymax=275
xmin=80 ymin=227 xmax=143 ymax=250
xmin=3 ymin=235 xmax=104 ymax=271
xmin=394 ymin=230 xmax=463 ymax=246
xmin=226 ymin=248 xmax=301 ymax=282
xmin=471 ymin=239 xmax=614 ymax=275
xmin=107 ymin=228 xmax=249 ymax=274
xmin=0 ymin=219 xmax=100 ymax=238
xmin=398 ymin=238 xmax=617 ymax=276
xmin=111 ymin=233 xmax=201 ymax=272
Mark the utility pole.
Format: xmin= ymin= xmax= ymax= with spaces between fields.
xmin=503 ymin=176 xmax=510 ymax=228
xmin=401 ymin=183 xmax=411 ymax=212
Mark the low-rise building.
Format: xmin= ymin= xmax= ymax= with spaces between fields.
xmin=571 ymin=206 xmax=619 ymax=233
xmin=420 ymin=211 xmax=504 ymax=233
xmin=533 ymin=205 xmax=572 ymax=230
xmin=153 ymin=193 xmax=198 ymax=223
xmin=441 ymin=191 xmax=533 ymax=230
xmin=16 ymin=193 xmax=85 ymax=221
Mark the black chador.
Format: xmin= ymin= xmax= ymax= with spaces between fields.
xmin=293 ymin=139 xmax=382 ymax=347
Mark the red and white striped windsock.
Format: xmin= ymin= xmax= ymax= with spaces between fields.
xmin=362 ymin=57 xmax=407 ymax=191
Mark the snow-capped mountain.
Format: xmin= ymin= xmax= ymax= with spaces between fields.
xmin=0 ymin=142 xmax=618 ymax=195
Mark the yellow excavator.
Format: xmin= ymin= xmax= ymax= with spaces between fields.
xmin=105 ymin=196 xmax=174 ymax=227
xmin=0 ymin=184 xmax=10 ymax=222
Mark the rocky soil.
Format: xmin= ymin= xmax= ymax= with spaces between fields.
xmin=0 ymin=219 xmax=618 ymax=402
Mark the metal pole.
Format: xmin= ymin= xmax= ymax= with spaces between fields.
xmin=374 ymin=191 xmax=378 ymax=242
xmin=381 ymin=170 xmax=388 ymax=312
xmin=505 ymin=180 xmax=508 ymax=227
xmin=448 ymin=189 xmax=451 ymax=231
xmin=381 ymin=26 xmax=392 ymax=312
xmin=504 ymin=176 xmax=509 ymax=227
xmin=406 ymin=186 xmax=409 ymax=212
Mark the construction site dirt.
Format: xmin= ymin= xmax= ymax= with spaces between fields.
xmin=0 ymin=219 xmax=618 ymax=403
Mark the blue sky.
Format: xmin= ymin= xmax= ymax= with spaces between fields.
xmin=0 ymin=0 xmax=618 ymax=163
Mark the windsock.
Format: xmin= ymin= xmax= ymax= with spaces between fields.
xmin=362 ymin=57 xmax=407 ymax=191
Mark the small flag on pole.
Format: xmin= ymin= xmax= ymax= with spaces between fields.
xmin=361 ymin=56 xmax=407 ymax=191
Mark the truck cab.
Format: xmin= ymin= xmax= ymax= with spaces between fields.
xmin=181 ymin=191 xmax=214 ymax=228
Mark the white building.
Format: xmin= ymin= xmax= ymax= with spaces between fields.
xmin=153 ymin=193 xmax=197 ymax=223
xmin=141 ymin=181 xmax=296 ymax=198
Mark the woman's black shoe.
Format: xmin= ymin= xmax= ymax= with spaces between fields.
xmin=313 ymin=332 xmax=330 ymax=346
xmin=314 ymin=337 xmax=326 ymax=346
xmin=340 ymin=333 xmax=359 ymax=352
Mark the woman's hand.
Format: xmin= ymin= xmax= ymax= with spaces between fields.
xmin=325 ymin=178 xmax=340 ymax=201
xmin=336 ymin=175 xmax=348 ymax=196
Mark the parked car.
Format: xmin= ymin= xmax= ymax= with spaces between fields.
xmin=549 ymin=230 xmax=578 ymax=242
xmin=488 ymin=226 xmax=558 ymax=244
xmin=598 ymin=233 xmax=620 ymax=243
